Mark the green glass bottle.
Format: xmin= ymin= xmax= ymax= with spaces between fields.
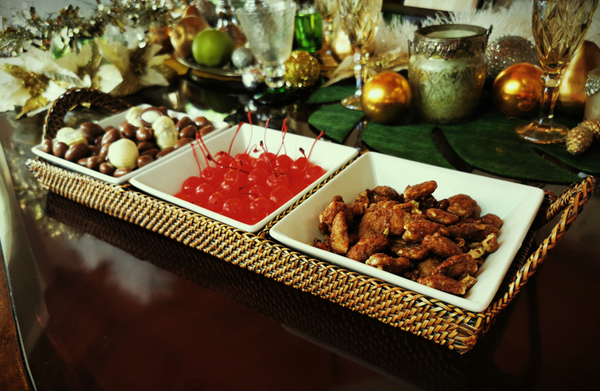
xmin=294 ymin=4 xmax=323 ymax=53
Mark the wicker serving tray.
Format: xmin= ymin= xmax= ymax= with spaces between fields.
xmin=27 ymin=88 xmax=597 ymax=353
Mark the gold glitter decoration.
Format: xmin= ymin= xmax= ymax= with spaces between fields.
xmin=2 ymin=64 xmax=50 ymax=119
xmin=367 ymin=52 xmax=409 ymax=72
xmin=284 ymin=51 xmax=320 ymax=89
xmin=566 ymin=125 xmax=594 ymax=155
xmin=486 ymin=36 xmax=540 ymax=83
xmin=580 ymin=119 xmax=600 ymax=139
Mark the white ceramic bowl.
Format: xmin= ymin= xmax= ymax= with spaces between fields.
xmin=31 ymin=104 xmax=229 ymax=185
xmin=130 ymin=124 xmax=359 ymax=233
xmin=269 ymin=152 xmax=544 ymax=312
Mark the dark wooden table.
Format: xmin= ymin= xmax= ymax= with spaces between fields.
xmin=1 ymin=77 xmax=600 ymax=391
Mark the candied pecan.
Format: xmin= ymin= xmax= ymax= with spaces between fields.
xmin=460 ymin=275 xmax=478 ymax=290
xmin=330 ymin=212 xmax=350 ymax=255
xmin=422 ymin=234 xmax=463 ymax=258
xmin=359 ymin=209 xmax=392 ymax=237
xmin=404 ymin=180 xmax=438 ymax=201
xmin=447 ymin=194 xmax=478 ymax=218
xmin=402 ymin=220 xmax=449 ymax=243
xmin=372 ymin=185 xmax=403 ymax=202
xmin=482 ymin=233 xmax=499 ymax=253
xmin=347 ymin=234 xmax=390 ymax=262
xmin=434 ymin=254 xmax=478 ymax=279
xmin=390 ymin=240 xmax=430 ymax=260
xmin=446 ymin=222 xmax=482 ymax=240
xmin=437 ymin=198 xmax=450 ymax=210
xmin=426 ymin=208 xmax=459 ymax=225
xmin=407 ymin=256 xmax=442 ymax=280
xmin=419 ymin=195 xmax=438 ymax=213
xmin=311 ymin=238 xmax=331 ymax=252
xmin=396 ymin=200 xmax=422 ymax=214
xmin=318 ymin=195 xmax=354 ymax=234
xmin=479 ymin=213 xmax=503 ymax=229
xmin=366 ymin=253 xmax=411 ymax=274
xmin=352 ymin=192 xmax=370 ymax=216
xmin=418 ymin=275 xmax=466 ymax=295
xmin=366 ymin=200 xmax=398 ymax=213
xmin=389 ymin=207 xmax=409 ymax=236
xmin=471 ymin=224 xmax=500 ymax=242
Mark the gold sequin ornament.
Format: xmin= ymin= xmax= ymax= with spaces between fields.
xmin=2 ymin=64 xmax=50 ymax=119
xmin=566 ymin=125 xmax=594 ymax=155
xmin=580 ymin=119 xmax=600 ymax=139
xmin=284 ymin=51 xmax=320 ymax=89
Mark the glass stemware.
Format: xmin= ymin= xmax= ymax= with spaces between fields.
xmin=515 ymin=0 xmax=599 ymax=144
xmin=314 ymin=0 xmax=339 ymax=69
xmin=336 ymin=0 xmax=382 ymax=111
xmin=236 ymin=1 xmax=297 ymax=91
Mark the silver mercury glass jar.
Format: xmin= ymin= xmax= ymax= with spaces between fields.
xmin=408 ymin=24 xmax=492 ymax=125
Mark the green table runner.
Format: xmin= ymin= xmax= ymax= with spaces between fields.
xmin=307 ymin=86 xmax=597 ymax=184
xmin=308 ymin=103 xmax=365 ymax=143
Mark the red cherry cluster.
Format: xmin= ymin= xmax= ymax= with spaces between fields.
xmin=175 ymin=117 xmax=326 ymax=225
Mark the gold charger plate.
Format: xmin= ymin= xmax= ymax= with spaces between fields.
xmin=174 ymin=53 xmax=243 ymax=82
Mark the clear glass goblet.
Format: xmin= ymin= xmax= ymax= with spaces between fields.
xmin=314 ymin=0 xmax=339 ymax=69
xmin=515 ymin=0 xmax=599 ymax=144
xmin=236 ymin=1 xmax=297 ymax=91
xmin=336 ymin=0 xmax=382 ymax=111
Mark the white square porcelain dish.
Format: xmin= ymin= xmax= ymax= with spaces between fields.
xmin=31 ymin=104 xmax=229 ymax=185
xmin=269 ymin=152 xmax=544 ymax=312
xmin=130 ymin=124 xmax=359 ymax=233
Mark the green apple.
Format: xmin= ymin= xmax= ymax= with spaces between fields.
xmin=192 ymin=29 xmax=234 ymax=68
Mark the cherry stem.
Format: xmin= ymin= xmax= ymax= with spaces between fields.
xmin=195 ymin=131 xmax=210 ymax=167
xmin=307 ymin=131 xmax=324 ymax=161
xmin=190 ymin=143 xmax=202 ymax=177
xmin=229 ymin=122 xmax=243 ymax=155
xmin=299 ymin=147 xmax=307 ymax=159
xmin=262 ymin=118 xmax=271 ymax=153
xmin=207 ymin=154 xmax=250 ymax=174
xmin=259 ymin=141 xmax=278 ymax=177
xmin=275 ymin=118 xmax=288 ymax=156
xmin=196 ymin=129 xmax=215 ymax=166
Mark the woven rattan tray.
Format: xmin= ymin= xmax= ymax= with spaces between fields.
xmin=27 ymin=88 xmax=596 ymax=353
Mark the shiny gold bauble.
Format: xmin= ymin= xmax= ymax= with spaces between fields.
xmin=332 ymin=29 xmax=374 ymax=62
xmin=170 ymin=16 xmax=209 ymax=58
xmin=361 ymin=71 xmax=412 ymax=124
xmin=492 ymin=63 xmax=544 ymax=118
xmin=284 ymin=51 xmax=320 ymax=89
xmin=556 ymin=41 xmax=600 ymax=116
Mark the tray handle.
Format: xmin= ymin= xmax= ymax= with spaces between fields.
xmin=500 ymin=176 xmax=595 ymax=304
xmin=43 ymin=88 xmax=131 ymax=140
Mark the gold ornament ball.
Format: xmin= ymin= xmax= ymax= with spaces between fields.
xmin=361 ymin=71 xmax=411 ymax=125
xmin=556 ymin=41 xmax=600 ymax=116
xmin=284 ymin=51 xmax=320 ymax=89
xmin=492 ymin=63 xmax=544 ymax=118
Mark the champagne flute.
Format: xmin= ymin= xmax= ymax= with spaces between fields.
xmin=516 ymin=0 xmax=599 ymax=144
xmin=337 ymin=0 xmax=382 ymax=111
xmin=314 ymin=0 xmax=339 ymax=68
